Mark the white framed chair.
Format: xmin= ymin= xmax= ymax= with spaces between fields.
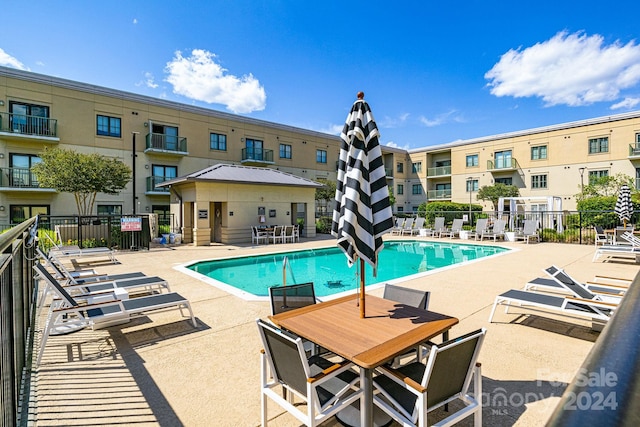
xmin=252 ymin=226 xmax=269 ymax=245
xmin=594 ymin=226 xmax=613 ymax=246
xmin=373 ymin=328 xmax=486 ymax=427
xmin=270 ymin=226 xmax=285 ymax=244
xmin=256 ymin=319 xmax=362 ymax=426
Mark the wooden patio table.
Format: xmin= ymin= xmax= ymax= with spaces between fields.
xmin=269 ymin=294 xmax=459 ymax=427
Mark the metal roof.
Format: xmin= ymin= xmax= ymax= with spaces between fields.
xmin=157 ymin=163 xmax=324 ymax=188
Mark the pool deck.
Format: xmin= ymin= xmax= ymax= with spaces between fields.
xmin=32 ymin=235 xmax=637 ymax=426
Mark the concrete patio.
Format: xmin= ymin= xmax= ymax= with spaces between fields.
xmin=30 ymin=235 xmax=637 ymax=426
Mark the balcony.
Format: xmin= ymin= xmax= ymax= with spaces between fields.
xmin=426 ymin=165 xmax=451 ymax=178
xmin=0 ymin=167 xmax=55 ymax=192
xmin=487 ymin=158 xmax=519 ymax=172
xmin=241 ymin=148 xmax=274 ymax=165
xmin=144 ymin=133 xmax=188 ymax=156
xmin=385 ymin=167 xmax=394 ymax=177
xmin=629 ymin=143 xmax=640 ymax=159
xmin=0 ymin=112 xmax=59 ymax=142
xmin=146 ymin=176 xmax=171 ymax=195
xmin=427 ymin=189 xmax=452 ymax=200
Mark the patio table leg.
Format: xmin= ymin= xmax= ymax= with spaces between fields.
xmin=361 ymin=368 xmax=373 ymax=427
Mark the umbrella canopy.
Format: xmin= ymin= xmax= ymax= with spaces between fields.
xmin=615 ymin=184 xmax=634 ymax=227
xmin=332 ymin=92 xmax=394 ymax=317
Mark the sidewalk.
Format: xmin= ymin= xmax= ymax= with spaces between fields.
xmin=32 ymin=236 xmax=636 ymax=426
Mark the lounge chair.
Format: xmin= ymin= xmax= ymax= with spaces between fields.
xmin=592 ymin=244 xmax=640 ymax=263
xmin=35 ymin=265 xmax=196 ymax=366
xmin=467 ymin=218 xmax=489 ymax=241
xmin=480 ymin=219 xmax=506 ymax=241
xmin=410 ymin=217 xmax=426 ymax=235
xmin=49 ymin=245 xmax=118 ymax=263
xmin=390 ymin=217 xmax=405 ymax=235
xmin=514 ymin=219 xmax=540 ymax=244
xmin=488 ymin=288 xmax=616 ymax=324
xmin=431 ymin=217 xmax=446 ymax=237
xmin=524 ymin=265 xmax=626 ymax=300
xmin=256 ymin=319 xmax=362 ymax=426
xmin=620 ymin=231 xmax=640 ymax=246
xmin=400 ymin=217 xmax=416 ymax=236
xmin=372 ymin=328 xmax=486 ymax=427
xmin=440 ymin=218 xmax=464 ymax=239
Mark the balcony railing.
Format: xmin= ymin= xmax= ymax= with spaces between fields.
xmin=629 ymin=143 xmax=640 ymax=157
xmin=0 ymin=112 xmax=58 ymax=137
xmin=385 ymin=167 xmax=393 ymax=177
xmin=427 ymin=165 xmax=451 ymax=177
xmin=0 ymin=167 xmax=42 ymax=189
xmin=427 ymin=189 xmax=452 ymax=199
xmin=487 ymin=158 xmax=519 ymax=171
xmin=241 ymin=148 xmax=274 ymax=164
xmin=146 ymin=176 xmax=171 ymax=193
xmin=145 ymin=132 xmax=188 ymax=154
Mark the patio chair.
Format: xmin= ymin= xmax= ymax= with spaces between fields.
xmin=383 ymin=284 xmax=430 ymax=366
xmin=256 ymin=319 xmax=362 ymax=426
xmin=49 ymin=245 xmax=118 ymax=263
xmin=293 ymin=224 xmax=301 ymax=242
xmin=400 ymin=217 xmax=416 ymax=236
xmin=252 ymin=226 xmax=269 ymax=245
xmin=390 ymin=217 xmax=405 ymax=235
xmin=480 ymin=218 xmax=506 ymax=241
xmin=411 ymin=217 xmax=426 ymax=235
xmin=467 ymin=218 xmax=489 ymax=241
xmin=269 ymin=282 xmax=318 ymax=315
xmin=440 ymin=218 xmax=464 ymax=239
xmin=513 ymin=219 xmax=540 ymax=244
xmin=592 ymin=244 xmax=640 ymax=263
xmin=283 ymin=225 xmax=296 ymax=243
xmin=524 ymin=265 xmax=625 ymax=301
xmin=488 ymin=288 xmax=616 ymax=325
xmin=620 ymin=231 xmax=640 ymax=246
xmin=35 ymin=264 xmax=196 ymax=366
xmin=372 ymin=328 xmax=486 ymax=427
xmin=269 ymin=225 xmax=285 ymax=244
xmin=431 ymin=217 xmax=447 ymax=237
xmin=594 ymin=226 xmax=613 ymax=246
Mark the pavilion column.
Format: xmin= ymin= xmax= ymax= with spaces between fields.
xmin=192 ymin=200 xmax=212 ymax=246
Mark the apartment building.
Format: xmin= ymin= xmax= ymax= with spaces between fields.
xmin=2 ymin=65 xmax=640 ymax=237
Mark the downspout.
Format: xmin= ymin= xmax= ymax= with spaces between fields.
xmin=169 ymin=185 xmax=183 ymax=230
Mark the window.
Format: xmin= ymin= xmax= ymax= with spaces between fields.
xmin=316 ymin=149 xmax=327 ymax=163
xmin=210 ymin=133 xmax=227 ymax=151
xmin=412 ymin=162 xmax=422 ymax=173
xmin=636 ymin=168 xmax=640 ymax=190
xmin=152 ymin=164 xmax=178 ymax=184
xmin=153 ymin=205 xmax=171 ymax=221
xmin=397 ymin=184 xmax=404 ymax=195
xmin=246 ymin=138 xmax=264 ymax=160
xmin=531 ymin=174 xmax=548 ymax=189
xmin=97 ymin=205 xmax=122 ymax=215
xmin=466 ymin=179 xmax=479 ymax=192
xmin=397 ymin=207 xmax=404 ymax=213
xmin=494 ymin=150 xmax=512 ymax=169
xmin=279 ymin=144 xmax=292 ymax=159
xmin=396 ymin=162 xmax=404 ymax=173
xmin=151 ymin=123 xmax=179 ymax=150
xmin=466 ymin=154 xmax=479 ymax=167
xmin=588 ymin=137 xmax=609 ymax=154
xmin=589 ymin=170 xmax=609 ymax=183
xmin=412 ymin=184 xmax=422 ymax=195
xmin=495 ymin=177 xmax=512 ymax=185
xmin=10 ymin=205 xmax=49 ymax=224
xmin=9 ymin=102 xmax=50 ymax=134
xmin=531 ymin=145 xmax=547 ymax=160
xmin=9 ymin=154 xmax=41 ymax=187
xmin=96 ymin=115 xmax=121 ymax=137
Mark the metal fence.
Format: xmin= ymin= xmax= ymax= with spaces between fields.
xmin=0 ymin=217 xmax=38 ymax=427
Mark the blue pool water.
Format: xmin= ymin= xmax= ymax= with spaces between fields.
xmin=185 ymin=240 xmax=509 ymax=298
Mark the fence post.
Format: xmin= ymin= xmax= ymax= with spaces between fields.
xmin=579 ymin=211 xmax=583 ymax=245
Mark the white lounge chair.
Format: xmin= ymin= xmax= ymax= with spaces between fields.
xmin=390 ymin=217 xmax=405 ymax=235
xmin=432 ymin=217 xmax=447 ymax=237
xmin=524 ymin=265 xmax=625 ymax=301
xmin=514 ymin=220 xmax=540 ymax=243
xmin=593 ymin=243 xmax=640 ymax=263
xmin=35 ymin=264 xmax=196 ymax=366
xmin=410 ymin=217 xmax=426 ymax=235
xmin=481 ymin=219 xmax=506 ymax=241
xmin=400 ymin=217 xmax=416 ymax=235
xmin=467 ymin=218 xmax=489 ymax=241
xmin=49 ymin=245 xmax=117 ymax=263
xmin=440 ymin=218 xmax=464 ymax=239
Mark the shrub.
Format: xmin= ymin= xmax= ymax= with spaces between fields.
xmin=316 ymin=216 xmax=332 ymax=234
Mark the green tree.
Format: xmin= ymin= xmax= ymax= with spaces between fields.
xmin=577 ymin=173 xmax=636 ymax=202
xmin=315 ymin=179 xmax=336 ymax=202
xmin=32 ymin=148 xmax=132 ymax=215
xmin=476 ymin=184 xmax=520 ymax=212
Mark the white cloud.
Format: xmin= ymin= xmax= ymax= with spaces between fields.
xmin=419 ymin=109 xmax=463 ymax=127
xmin=143 ymin=72 xmax=158 ymax=88
xmin=133 ymin=18 xmax=138 ymax=24
xmin=611 ymin=97 xmax=640 ymax=110
xmin=0 ymin=48 xmax=28 ymax=70
xmin=385 ymin=140 xmax=410 ymax=150
xmin=379 ymin=113 xmax=410 ymax=128
xmin=485 ymin=31 xmax=640 ymax=107
xmin=165 ymin=49 xmax=266 ymax=113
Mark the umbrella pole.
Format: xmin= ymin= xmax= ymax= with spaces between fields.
xmin=360 ymin=259 xmax=366 ymax=318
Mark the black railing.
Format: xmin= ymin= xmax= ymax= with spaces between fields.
xmin=0 ymin=167 xmax=41 ymax=188
xmin=145 ymin=132 xmax=187 ymax=153
xmin=241 ymin=147 xmax=274 ymax=163
xmin=0 ymin=217 xmax=38 ymax=427
xmin=546 ymin=270 xmax=640 ymax=425
xmin=0 ymin=112 xmax=57 ymax=138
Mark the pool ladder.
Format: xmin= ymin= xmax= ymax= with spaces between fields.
xmin=282 ymin=256 xmax=297 ymax=286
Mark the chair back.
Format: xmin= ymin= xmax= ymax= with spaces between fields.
xmin=414 ymin=217 xmax=425 ymax=229
xmin=545 ymin=266 xmax=596 ymax=300
xmin=451 ymin=218 xmax=463 ymax=231
xmin=284 ymin=225 xmax=294 ymax=237
xmin=523 ymin=219 xmax=537 ymax=234
xmin=475 ymin=218 xmax=488 ymax=233
xmin=421 ymin=328 xmax=486 ymax=410
xmin=33 ymin=263 xmax=78 ymax=307
xmin=383 ymin=284 xmax=429 ymax=310
xmin=403 ymin=218 xmax=415 ymax=229
xmin=492 ymin=219 xmax=506 ymax=233
xmin=269 ymin=282 xmax=316 ymax=315
xmin=433 ymin=217 xmax=445 ymax=231
xmin=256 ymin=319 xmax=310 ymax=396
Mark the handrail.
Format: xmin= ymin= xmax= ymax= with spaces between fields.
xmin=546 ymin=270 xmax=640 ymax=425
xmin=282 ymin=256 xmax=297 ymax=286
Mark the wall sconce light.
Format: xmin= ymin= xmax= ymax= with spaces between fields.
xmin=144 ymin=122 xmax=148 ymax=127
xmin=0 ymin=153 xmax=4 ymax=159
xmin=145 ymin=164 xmax=149 ymax=169
xmin=0 ymin=100 xmax=4 ymax=106
xmin=145 ymin=206 xmax=150 ymax=211
xmin=0 ymin=206 xmax=5 ymax=211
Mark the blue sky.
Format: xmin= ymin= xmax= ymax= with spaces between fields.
xmin=3 ymin=1 xmax=640 ymax=149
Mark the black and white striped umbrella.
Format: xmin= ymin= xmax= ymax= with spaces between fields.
xmin=615 ymin=184 xmax=634 ymax=227
xmin=332 ymin=92 xmax=393 ymax=317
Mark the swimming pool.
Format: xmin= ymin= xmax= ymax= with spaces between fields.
xmin=180 ymin=240 xmax=510 ymax=300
